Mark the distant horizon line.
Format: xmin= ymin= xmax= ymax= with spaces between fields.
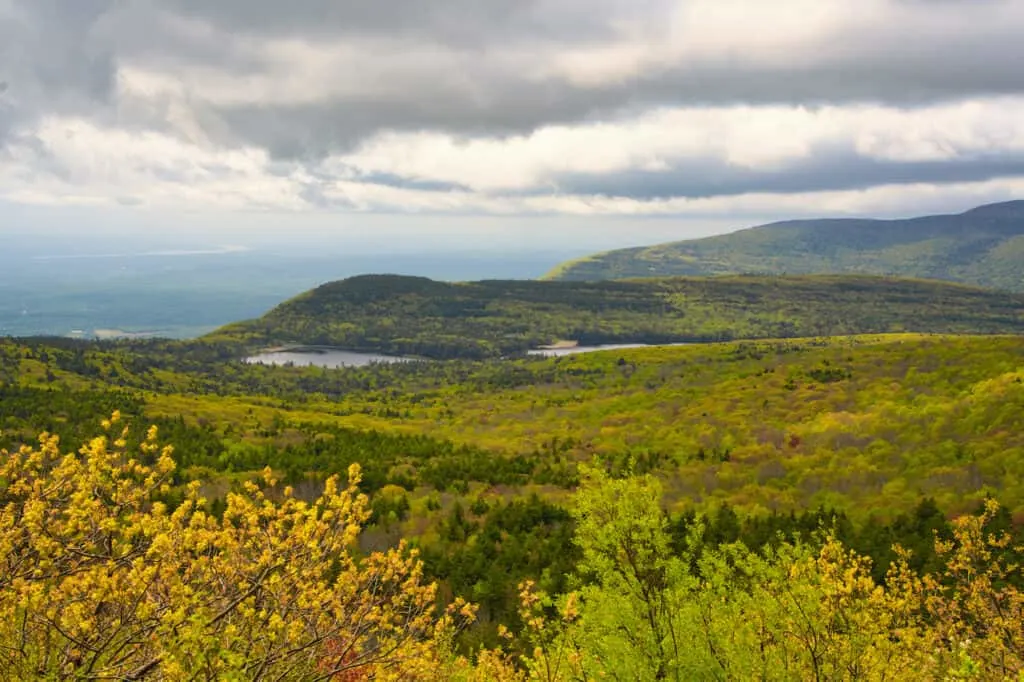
xmin=30 ymin=246 xmax=253 ymax=260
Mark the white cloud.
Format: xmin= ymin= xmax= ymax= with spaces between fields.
xmin=550 ymin=0 xmax=859 ymax=87
xmin=1 ymin=117 xmax=305 ymax=210
xmin=340 ymin=98 xmax=1024 ymax=191
xmin=853 ymin=100 xmax=1024 ymax=162
xmin=2 ymin=0 xmax=1024 ymax=225
xmin=5 ymin=94 xmax=1024 ymax=217
xmin=3 ymin=109 xmax=1024 ymax=222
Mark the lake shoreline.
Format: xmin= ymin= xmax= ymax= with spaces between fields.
xmin=247 ymin=341 xmax=694 ymax=368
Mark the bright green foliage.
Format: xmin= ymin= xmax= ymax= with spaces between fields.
xmin=519 ymin=472 xmax=1023 ymax=681
xmin=565 ymin=465 xmax=691 ymax=679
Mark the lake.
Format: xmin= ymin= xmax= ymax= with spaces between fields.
xmin=244 ymin=348 xmax=415 ymax=368
xmin=527 ymin=342 xmax=690 ymax=357
xmin=246 ymin=342 xmax=690 ymax=368
xmin=527 ymin=343 xmax=655 ymax=357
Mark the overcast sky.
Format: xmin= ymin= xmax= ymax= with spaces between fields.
xmin=2 ymin=0 xmax=1024 ymax=246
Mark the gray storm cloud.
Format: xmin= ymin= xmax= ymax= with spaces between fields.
xmin=551 ymin=153 xmax=1024 ymax=200
xmin=0 ymin=0 xmax=116 ymax=140
xmin=1 ymin=0 xmax=1024 ymax=208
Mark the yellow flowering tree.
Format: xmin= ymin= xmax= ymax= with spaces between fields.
xmin=919 ymin=499 xmax=1024 ymax=678
xmin=0 ymin=415 xmax=468 ymax=680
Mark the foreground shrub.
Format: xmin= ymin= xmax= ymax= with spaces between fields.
xmin=515 ymin=466 xmax=1023 ymax=681
xmin=0 ymin=414 xmax=467 ymax=680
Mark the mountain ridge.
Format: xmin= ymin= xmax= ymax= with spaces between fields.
xmin=208 ymin=273 xmax=1024 ymax=359
xmin=543 ymin=200 xmax=1024 ymax=290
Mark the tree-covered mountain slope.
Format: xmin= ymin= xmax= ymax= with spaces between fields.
xmin=544 ymin=200 xmax=1024 ymax=290
xmin=3 ymin=333 xmax=1024 ymax=521
xmin=208 ymin=273 xmax=1024 ymax=358
xmin=4 ymin=333 xmax=1024 ymax=678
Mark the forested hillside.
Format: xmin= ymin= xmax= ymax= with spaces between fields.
xmin=546 ymin=200 xmax=1024 ymax=289
xmin=208 ymin=273 xmax=1024 ymax=358
xmin=2 ymin=329 xmax=1023 ymax=677
xmin=5 ymin=333 xmax=1023 ymax=518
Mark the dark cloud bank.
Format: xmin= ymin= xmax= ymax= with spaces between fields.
xmin=2 ymin=0 xmax=1024 ymax=203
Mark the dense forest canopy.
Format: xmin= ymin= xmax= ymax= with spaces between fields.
xmin=3 ymin=333 xmax=1023 ymax=519
xmin=2 ymin=420 xmax=1021 ymax=679
xmin=208 ymin=273 xmax=1024 ymax=358
xmin=545 ymin=200 xmax=1024 ymax=291
xmin=3 ymin=269 xmax=1024 ymax=678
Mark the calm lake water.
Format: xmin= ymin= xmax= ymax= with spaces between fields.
xmin=246 ymin=342 xmax=690 ymax=368
xmin=526 ymin=343 xmax=655 ymax=357
xmin=245 ymin=349 xmax=414 ymax=368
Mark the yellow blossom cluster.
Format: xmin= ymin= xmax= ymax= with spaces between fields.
xmin=0 ymin=417 xmax=463 ymax=680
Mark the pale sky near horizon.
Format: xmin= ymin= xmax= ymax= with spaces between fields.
xmin=2 ymin=0 xmax=1024 ymax=247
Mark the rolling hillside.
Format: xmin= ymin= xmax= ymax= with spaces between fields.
xmin=545 ymin=200 xmax=1024 ymax=290
xmin=209 ymin=273 xmax=1024 ymax=358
